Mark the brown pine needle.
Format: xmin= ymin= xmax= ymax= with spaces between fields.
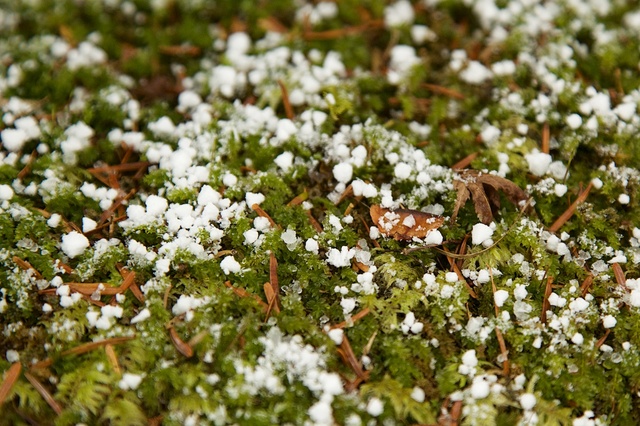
xmin=287 ymin=189 xmax=308 ymax=206
xmin=12 ymin=256 xmax=43 ymax=280
xmin=541 ymin=276 xmax=553 ymax=324
xmin=596 ymin=329 xmax=611 ymax=349
xmin=451 ymin=152 xmax=479 ymax=170
xmin=264 ymin=252 xmax=281 ymax=319
xmin=303 ymin=21 xmax=383 ymax=40
xmin=104 ymin=344 xmax=121 ymax=376
xmin=87 ymin=161 xmax=151 ymax=173
xmin=23 ymin=372 xmax=63 ymax=415
xmin=494 ymin=327 xmax=510 ymax=376
xmin=251 ymin=204 xmax=278 ymax=228
xmin=490 ymin=269 xmax=499 ymax=317
xmin=336 ymin=184 xmax=354 ymax=205
xmin=331 ymin=307 xmax=371 ymax=329
xmin=98 ymin=188 xmax=137 ymax=225
xmin=277 ymin=80 xmax=294 ymax=120
xmin=306 ymin=210 xmax=323 ymax=233
xmin=444 ymin=251 xmax=478 ymax=299
xmin=224 ymin=281 xmax=268 ymax=310
xmin=31 ymin=336 xmax=135 ymax=370
xmin=541 ymin=122 xmax=550 ymax=154
xmin=612 ymin=263 xmax=626 ymax=286
xmin=258 ymin=17 xmax=288 ymax=34
xmin=580 ymin=273 xmax=594 ymax=297
xmin=159 ymin=45 xmax=201 ymax=56
xmin=549 ymin=182 xmax=593 ymax=233
xmin=263 ymin=283 xmax=280 ymax=318
xmin=422 ymin=83 xmax=465 ymax=100
xmin=169 ymin=327 xmax=194 ymax=358
xmin=336 ymin=334 xmax=367 ymax=381
xmin=17 ymin=150 xmax=37 ymax=179
xmin=0 ymin=362 xmax=22 ymax=405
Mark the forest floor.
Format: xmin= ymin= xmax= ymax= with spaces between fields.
xmin=1 ymin=1 xmax=640 ymax=425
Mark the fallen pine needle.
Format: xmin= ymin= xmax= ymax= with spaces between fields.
xmin=494 ymin=327 xmax=510 ymax=376
xmin=169 ymin=327 xmax=194 ymax=358
xmin=0 ymin=363 xmax=21 ymax=405
xmin=612 ymin=263 xmax=626 ymax=286
xmin=549 ymin=182 xmax=593 ymax=233
xmin=24 ymin=372 xmax=62 ymax=415
xmin=277 ymin=80 xmax=294 ymax=120
xmin=252 ymin=204 xmax=278 ymax=228
xmin=580 ymin=273 xmax=594 ymax=297
xmin=332 ymin=307 xmax=371 ymax=329
xmin=224 ymin=281 xmax=268 ymax=310
xmin=31 ymin=336 xmax=135 ymax=370
xmin=540 ymin=276 xmax=553 ymax=324
xmin=104 ymin=344 xmax=121 ymax=376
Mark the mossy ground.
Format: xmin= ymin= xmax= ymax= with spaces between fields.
xmin=1 ymin=1 xmax=640 ymax=425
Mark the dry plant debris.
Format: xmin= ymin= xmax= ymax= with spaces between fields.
xmin=450 ymin=169 xmax=529 ymax=225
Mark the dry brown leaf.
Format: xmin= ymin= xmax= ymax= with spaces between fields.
xmin=451 ymin=169 xmax=529 ymax=225
xmin=370 ymin=205 xmax=444 ymax=241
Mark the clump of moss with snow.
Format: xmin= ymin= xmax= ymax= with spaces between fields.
xmin=2 ymin=0 xmax=640 ymax=425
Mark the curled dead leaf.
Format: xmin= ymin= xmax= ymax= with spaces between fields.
xmin=451 ymin=169 xmax=529 ymax=225
xmin=370 ymin=205 xmax=444 ymax=241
